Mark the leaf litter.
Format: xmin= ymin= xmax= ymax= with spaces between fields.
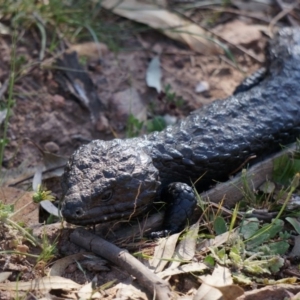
xmin=1 ymin=1 xmax=300 ymax=299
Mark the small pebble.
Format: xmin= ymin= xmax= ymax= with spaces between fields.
xmin=163 ymin=114 xmax=177 ymax=126
xmin=195 ymin=81 xmax=210 ymax=93
xmin=44 ymin=141 xmax=60 ymax=153
xmin=52 ymin=94 xmax=65 ymax=108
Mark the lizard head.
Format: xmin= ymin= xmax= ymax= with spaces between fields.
xmin=61 ymin=139 xmax=160 ymax=225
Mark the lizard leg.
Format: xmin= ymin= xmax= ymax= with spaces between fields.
xmin=151 ymin=182 xmax=197 ymax=238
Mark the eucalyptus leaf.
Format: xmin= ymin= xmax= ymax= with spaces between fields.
xmin=286 ymin=217 xmax=300 ymax=234
xmin=214 ymin=216 xmax=227 ymax=235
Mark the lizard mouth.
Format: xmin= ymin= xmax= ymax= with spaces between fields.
xmin=61 ymin=202 xmax=149 ymax=225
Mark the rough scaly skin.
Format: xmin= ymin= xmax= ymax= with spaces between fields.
xmin=61 ymin=28 xmax=300 ymax=227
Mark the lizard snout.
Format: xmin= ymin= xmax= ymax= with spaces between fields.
xmin=61 ymin=201 xmax=84 ymax=220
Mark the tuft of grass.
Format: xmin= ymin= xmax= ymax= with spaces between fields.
xmin=36 ymin=227 xmax=57 ymax=263
xmin=126 ymin=113 xmax=144 ymax=138
xmin=163 ymin=84 xmax=184 ymax=108
xmin=126 ymin=113 xmax=167 ymax=138
xmin=273 ymin=142 xmax=300 ymax=186
xmin=0 ymin=31 xmax=17 ymax=173
xmin=0 ymin=200 xmax=58 ymax=265
xmin=191 ymin=148 xmax=300 ymax=282
xmin=1 ymin=0 xmax=150 ymax=53
xmin=126 ymin=84 xmax=186 ymax=137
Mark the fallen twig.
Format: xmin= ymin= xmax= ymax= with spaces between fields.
xmin=275 ymin=0 xmax=298 ymax=26
xmin=70 ymin=227 xmax=173 ymax=300
xmin=269 ymin=1 xmax=298 ymax=34
xmin=202 ymin=144 xmax=297 ymax=207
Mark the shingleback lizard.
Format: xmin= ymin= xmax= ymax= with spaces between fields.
xmin=61 ymin=28 xmax=300 ymax=236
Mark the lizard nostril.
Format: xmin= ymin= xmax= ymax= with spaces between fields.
xmin=75 ymin=208 xmax=83 ymax=217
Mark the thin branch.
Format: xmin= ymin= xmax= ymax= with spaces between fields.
xmin=70 ymin=227 xmax=173 ymax=299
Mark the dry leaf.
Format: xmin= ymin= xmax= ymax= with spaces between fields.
xmin=207 ymin=229 xmax=239 ymax=249
xmin=157 ymin=262 xmax=208 ymax=279
xmin=0 ymin=272 xmax=12 ymax=283
xmin=195 ymin=81 xmax=210 ymax=93
xmin=40 ymin=200 xmax=59 ymax=217
xmin=217 ymin=285 xmax=245 ymax=300
xmin=0 ymin=23 xmax=10 ymax=35
xmin=32 ymin=164 xmax=43 ymax=191
xmin=115 ymin=281 xmax=148 ymax=300
xmin=78 ymin=282 xmax=102 ymax=299
xmin=213 ymin=20 xmax=263 ymax=46
xmin=168 ymin=222 xmax=199 ymax=270
xmin=101 ymin=0 xmax=222 ymax=54
xmin=146 ymin=56 xmax=162 ymax=93
xmin=148 ymin=232 xmax=181 ymax=273
xmin=0 ymin=276 xmax=80 ymax=292
xmin=195 ymin=265 xmax=243 ymax=300
xmin=67 ymin=42 xmax=108 ymax=60
xmin=49 ymin=253 xmax=91 ymax=276
xmin=236 ymin=284 xmax=300 ymax=300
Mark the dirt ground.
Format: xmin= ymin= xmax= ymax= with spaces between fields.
xmin=1 ymin=1 xmax=300 ymax=299
xmin=1 ymin=22 xmax=264 ymax=168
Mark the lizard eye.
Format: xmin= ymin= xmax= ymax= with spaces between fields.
xmin=101 ymin=189 xmax=113 ymax=202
